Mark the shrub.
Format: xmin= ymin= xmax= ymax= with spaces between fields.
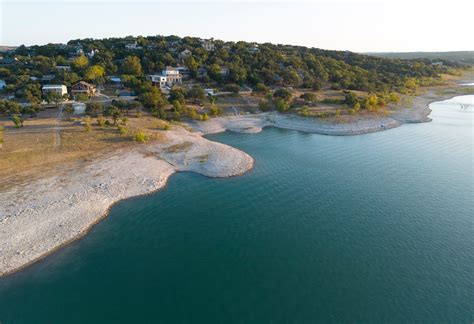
xmin=117 ymin=125 xmax=128 ymax=135
xmin=275 ymin=99 xmax=289 ymax=112
xmin=83 ymin=116 xmax=92 ymax=132
xmin=258 ymin=100 xmax=271 ymax=112
xmin=299 ymin=106 xmax=310 ymax=117
xmin=12 ymin=115 xmax=23 ymax=128
xmin=97 ymin=116 xmax=105 ymax=127
xmin=134 ymin=130 xmax=149 ymax=143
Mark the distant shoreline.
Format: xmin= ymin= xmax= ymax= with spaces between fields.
xmin=1 ymin=77 xmax=472 ymax=279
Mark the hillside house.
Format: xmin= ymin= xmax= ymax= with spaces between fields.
xmin=42 ymin=84 xmax=67 ymax=96
xmin=176 ymin=66 xmax=191 ymax=79
xmin=56 ymin=65 xmax=71 ymax=72
xmin=201 ymin=41 xmax=215 ymax=51
xmin=0 ymin=80 xmax=6 ymax=89
xmin=71 ymin=81 xmax=97 ymax=97
xmin=179 ymin=49 xmax=192 ymax=61
xmin=125 ymin=42 xmax=142 ymax=50
xmin=147 ymin=67 xmax=183 ymax=89
xmin=219 ymin=67 xmax=230 ymax=76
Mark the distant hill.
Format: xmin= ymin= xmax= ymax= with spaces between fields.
xmin=365 ymin=51 xmax=474 ymax=65
xmin=0 ymin=45 xmax=18 ymax=53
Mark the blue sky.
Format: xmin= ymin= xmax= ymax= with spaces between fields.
xmin=1 ymin=0 xmax=472 ymax=52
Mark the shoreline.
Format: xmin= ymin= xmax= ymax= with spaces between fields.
xmin=192 ymin=82 xmax=474 ymax=137
xmin=0 ymin=78 xmax=472 ymax=279
xmin=0 ymin=129 xmax=254 ymax=278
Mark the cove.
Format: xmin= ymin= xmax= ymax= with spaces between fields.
xmin=0 ymin=96 xmax=472 ymax=323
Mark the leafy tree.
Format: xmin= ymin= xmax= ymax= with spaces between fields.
xmin=0 ymin=100 xmax=21 ymax=116
xmin=72 ymin=54 xmax=89 ymax=71
xmin=84 ymin=65 xmax=105 ymax=83
xmin=139 ymin=86 xmax=166 ymax=110
xmin=122 ymin=56 xmax=143 ymax=75
xmin=63 ymin=104 xmax=74 ymax=120
xmin=85 ymin=102 xmax=104 ymax=116
xmin=300 ymin=92 xmax=316 ymax=103
xmin=275 ymin=99 xmax=290 ymax=112
xmin=169 ymin=87 xmax=186 ymax=105
xmin=12 ymin=115 xmax=24 ymax=128
xmin=187 ymin=86 xmax=205 ymax=102
xmin=273 ymin=88 xmax=292 ymax=102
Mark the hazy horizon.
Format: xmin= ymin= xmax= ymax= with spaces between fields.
xmin=1 ymin=0 xmax=473 ymax=52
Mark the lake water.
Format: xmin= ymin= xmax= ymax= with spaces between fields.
xmin=0 ymin=96 xmax=473 ymax=323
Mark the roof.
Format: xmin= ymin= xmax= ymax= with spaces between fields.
xmin=42 ymin=84 xmax=66 ymax=89
xmin=74 ymin=81 xmax=95 ymax=88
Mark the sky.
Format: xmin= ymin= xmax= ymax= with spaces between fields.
xmin=0 ymin=0 xmax=473 ymax=52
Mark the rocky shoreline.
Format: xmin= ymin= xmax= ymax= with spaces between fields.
xmin=0 ymin=79 xmax=472 ymax=278
xmin=0 ymin=128 xmax=253 ymax=277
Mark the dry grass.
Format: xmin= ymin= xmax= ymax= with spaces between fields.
xmin=163 ymin=141 xmax=193 ymax=153
xmin=0 ymin=112 xmax=168 ymax=189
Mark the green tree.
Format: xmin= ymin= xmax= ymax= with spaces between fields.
xmin=273 ymin=88 xmax=292 ymax=102
xmin=85 ymin=102 xmax=104 ymax=116
xmin=84 ymin=65 xmax=105 ymax=83
xmin=122 ymin=56 xmax=143 ymax=75
xmin=72 ymin=54 xmax=89 ymax=71
xmin=275 ymin=99 xmax=290 ymax=112
xmin=12 ymin=115 xmax=24 ymax=128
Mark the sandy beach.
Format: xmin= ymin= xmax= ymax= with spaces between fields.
xmin=0 ymin=78 xmax=472 ymax=278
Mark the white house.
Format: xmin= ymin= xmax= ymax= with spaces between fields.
xmin=109 ymin=76 xmax=122 ymax=85
xmin=42 ymin=84 xmax=67 ymax=96
xmin=125 ymin=42 xmax=142 ymax=50
xmin=219 ymin=67 xmax=230 ymax=76
xmin=0 ymin=79 xmax=6 ymax=89
xmin=147 ymin=67 xmax=183 ymax=89
xmin=201 ymin=40 xmax=215 ymax=51
xmin=204 ymin=88 xmax=214 ymax=96
xmin=179 ymin=49 xmax=192 ymax=60
xmin=56 ymin=65 xmax=71 ymax=72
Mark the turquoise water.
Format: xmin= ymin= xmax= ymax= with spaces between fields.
xmin=0 ymin=96 xmax=473 ymax=323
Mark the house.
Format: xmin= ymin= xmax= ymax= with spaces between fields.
xmin=41 ymin=74 xmax=56 ymax=82
xmin=125 ymin=42 xmax=142 ymax=50
xmin=176 ymin=66 xmax=191 ymax=79
xmin=147 ymin=75 xmax=168 ymax=89
xmin=179 ymin=49 xmax=192 ymax=61
xmin=0 ymin=80 xmax=6 ymax=90
xmin=42 ymin=84 xmax=67 ymax=96
xmin=201 ymin=41 xmax=215 ymax=51
xmin=219 ymin=67 xmax=230 ymax=76
xmin=56 ymin=65 xmax=71 ymax=72
xmin=431 ymin=61 xmax=444 ymax=67
xmin=68 ymin=45 xmax=83 ymax=57
xmin=86 ymin=49 xmax=98 ymax=59
xmin=204 ymin=88 xmax=214 ymax=96
xmin=147 ymin=67 xmax=183 ymax=89
xmin=108 ymin=76 xmax=122 ymax=85
xmin=71 ymin=81 xmax=96 ymax=97
xmin=249 ymin=46 xmax=259 ymax=54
